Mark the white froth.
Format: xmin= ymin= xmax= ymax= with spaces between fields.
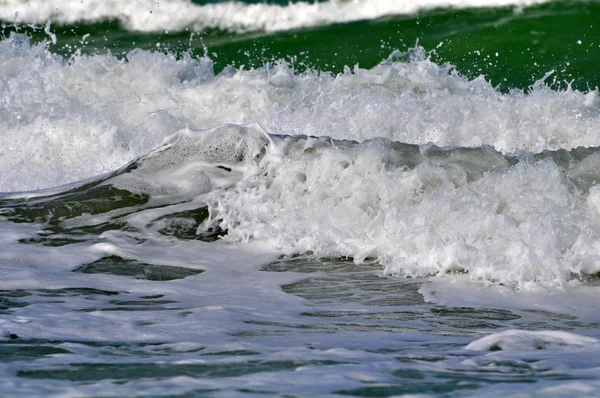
xmin=465 ymin=330 xmax=599 ymax=351
xmin=0 ymin=35 xmax=214 ymax=191
xmin=420 ymin=278 xmax=600 ymax=322
xmin=2 ymin=37 xmax=599 ymax=192
xmin=110 ymin=124 xmax=268 ymax=198
xmin=1 ymin=0 xmax=553 ymax=33
xmin=206 ymin=134 xmax=600 ymax=289
xmin=0 ymin=233 xmax=288 ymax=342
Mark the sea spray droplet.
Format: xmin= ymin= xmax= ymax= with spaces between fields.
xmin=44 ymin=20 xmax=57 ymax=44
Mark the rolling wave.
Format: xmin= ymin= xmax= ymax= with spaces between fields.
xmin=1 ymin=0 xmax=554 ymax=33
xmin=4 ymin=124 xmax=600 ymax=289
xmin=2 ymin=35 xmax=598 ymax=192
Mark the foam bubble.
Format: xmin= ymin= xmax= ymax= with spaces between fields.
xmin=465 ymin=330 xmax=599 ymax=351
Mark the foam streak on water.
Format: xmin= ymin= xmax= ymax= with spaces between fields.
xmin=1 ymin=0 xmax=554 ymax=33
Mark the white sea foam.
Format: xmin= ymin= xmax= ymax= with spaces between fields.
xmin=75 ymin=121 xmax=600 ymax=290
xmin=110 ymin=124 xmax=268 ymax=199
xmin=0 ymin=225 xmax=288 ymax=341
xmin=465 ymin=329 xmax=599 ymax=351
xmin=1 ymin=36 xmax=599 ymax=192
xmin=1 ymin=0 xmax=553 ymax=33
xmin=3 ymin=34 xmax=600 ymax=289
xmin=420 ymin=278 xmax=600 ymax=322
xmin=203 ymin=130 xmax=600 ymax=289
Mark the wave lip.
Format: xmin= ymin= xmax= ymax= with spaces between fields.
xmin=1 ymin=0 xmax=554 ymax=33
xmin=3 ymin=36 xmax=599 ymax=192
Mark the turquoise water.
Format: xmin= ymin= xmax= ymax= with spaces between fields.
xmin=1 ymin=0 xmax=600 ymax=396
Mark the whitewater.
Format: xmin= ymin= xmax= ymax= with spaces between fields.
xmin=1 ymin=0 xmax=600 ymax=394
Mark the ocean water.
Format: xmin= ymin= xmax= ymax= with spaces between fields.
xmin=1 ymin=0 xmax=600 ymax=396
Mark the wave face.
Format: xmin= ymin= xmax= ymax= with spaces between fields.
xmin=2 ymin=35 xmax=599 ymax=193
xmin=0 ymin=0 xmax=553 ymax=33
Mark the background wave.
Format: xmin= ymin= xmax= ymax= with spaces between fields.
xmin=0 ymin=0 xmax=556 ymax=33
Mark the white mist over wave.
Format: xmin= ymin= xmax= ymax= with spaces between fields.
xmin=1 ymin=34 xmax=599 ymax=192
xmin=1 ymin=0 xmax=553 ymax=33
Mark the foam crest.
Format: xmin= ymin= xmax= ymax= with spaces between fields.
xmin=1 ymin=0 xmax=553 ymax=33
xmin=2 ymin=36 xmax=599 ymax=192
xmin=206 ymin=136 xmax=600 ymax=289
